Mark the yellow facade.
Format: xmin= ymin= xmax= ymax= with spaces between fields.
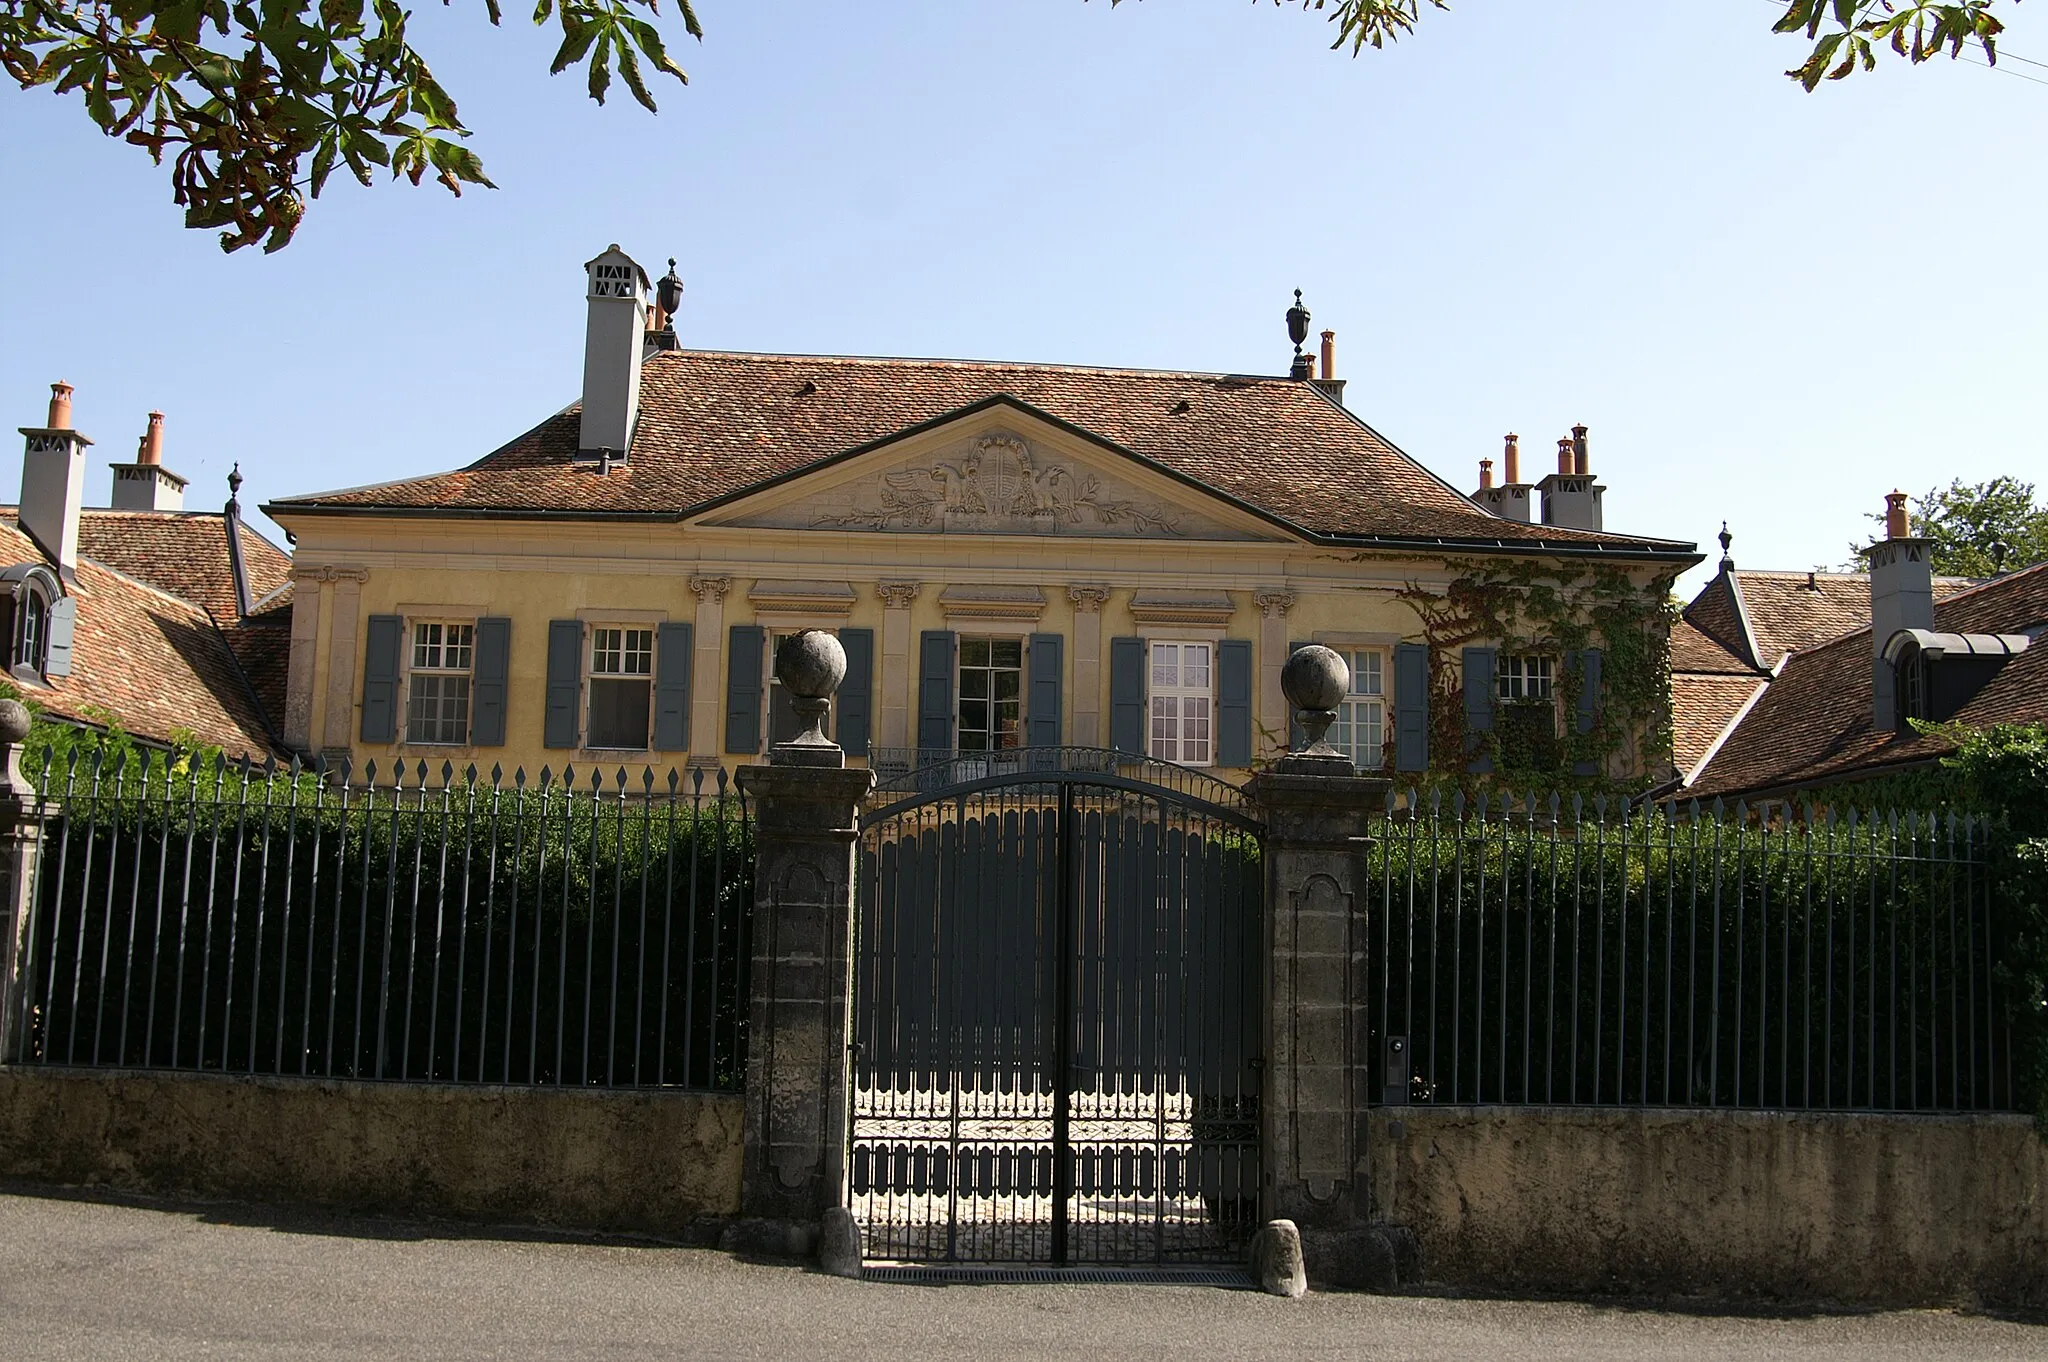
xmin=272 ymin=405 xmax=1675 ymax=782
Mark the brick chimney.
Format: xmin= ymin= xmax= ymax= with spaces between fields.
xmin=1310 ymin=330 xmax=1347 ymax=406
xmin=1537 ymin=425 xmax=1603 ymax=532
xmin=1865 ymin=490 xmax=1933 ymax=731
xmin=108 ymin=410 xmax=189 ymax=511
xmin=18 ymin=381 xmax=91 ymax=578
xmin=580 ymin=244 xmax=651 ymax=462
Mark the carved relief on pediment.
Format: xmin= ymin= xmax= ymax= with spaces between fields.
xmin=799 ymin=432 xmax=1196 ymax=538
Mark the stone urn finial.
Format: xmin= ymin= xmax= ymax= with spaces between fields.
xmin=1281 ymin=645 xmax=1350 ymax=757
xmin=771 ymin=629 xmax=848 ymax=767
xmin=0 ymin=698 xmax=31 ymax=795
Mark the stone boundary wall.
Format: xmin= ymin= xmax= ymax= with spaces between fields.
xmin=1371 ymin=1106 xmax=2047 ymax=1306
xmin=0 ymin=1067 xmax=743 ymax=1235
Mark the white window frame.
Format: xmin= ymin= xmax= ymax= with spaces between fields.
xmin=1147 ymin=639 xmax=1214 ymax=767
xmin=1497 ymin=654 xmax=1555 ymax=704
xmin=403 ymin=619 xmax=475 ymax=746
xmin=955 ymin=633 xmax=1026 ymax=756
xmin=587 ymin=624 xmax=656 ymax=751
xmin=1330 ymin=647 xmax=1385 ymax=773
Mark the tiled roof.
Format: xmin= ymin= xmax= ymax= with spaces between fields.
xmin=1681 ymin=567 xmax=1979 ymax=671
xmin=0 ymin=518 xmax=278 ymax=759
xmin=74 ymin=508 xmax=292 ymax=624
xmin=1670 ymin=618 xmax=1757 ymax=676
xmin=1672 ymin=673 xmax=1768 ymax=779
xmin=1687 ymin=562 xmax=2048 ymax=799
xmin=268 ymin=350 xmax=1696 ymax=557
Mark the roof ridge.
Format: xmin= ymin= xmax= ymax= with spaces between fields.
xmin=650 ymin=347 xmax=1288 ymax=384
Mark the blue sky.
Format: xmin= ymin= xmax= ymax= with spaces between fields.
xmin=3 ymin=1 xmax=2043 ymax=597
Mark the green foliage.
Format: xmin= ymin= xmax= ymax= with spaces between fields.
xmin=1918 ymin=478 xmax=2047 ymax=578
xmin=1390 ymin=559 xmax=1678 ymax=793
xmin=0 ymin=681 xmax=223 ymax=781
xmin=1 ymin=0 xmax=699 ymax=251
xmin=21 ymin=767 xmax=753 ymax=1088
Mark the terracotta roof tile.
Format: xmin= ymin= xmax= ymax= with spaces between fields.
xmin=1672 ymin=673 xmax=1768 ymax=778
xmin=0 ymin=519 xmax=278 ymax=759
xmin=1687 ymin=562 xmax=2048 ymax=799
xmin=269 ymin=351 xmax=1695 ymax=556
xmin=1670 ymin=618 xmax=1758 ymax=676
xmin=73 ymin=509 xmax=292 ymax=623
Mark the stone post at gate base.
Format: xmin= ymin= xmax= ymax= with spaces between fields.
xmin=0 ymin=700 xmax=52 ymax=1066
xmin=729 ymin=632 xmax=874 ymax=1267
xmin=1243 ymin=646 xmax=1409 ymax=1292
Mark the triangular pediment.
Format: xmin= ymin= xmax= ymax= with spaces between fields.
xmin=695 ymin=396 xmax=1292 ymax=543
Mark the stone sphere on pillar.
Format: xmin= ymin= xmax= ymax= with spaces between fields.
xmin=1281 ymin=645 xmax=1350 ymax=713
xmin=775 ymin=629 xmax=848 ymax=700
xmin=0 ymin=698 xmax=29 ymax=746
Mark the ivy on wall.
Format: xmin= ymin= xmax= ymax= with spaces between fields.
xmin=1389 ymin=559 xmax=1679 ymax=791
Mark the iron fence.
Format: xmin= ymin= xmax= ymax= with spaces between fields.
xmin=1367 ymin=792 xmax=2014 ymax=1113
xmin=6 ymin=753 xmax=753 ymax=1091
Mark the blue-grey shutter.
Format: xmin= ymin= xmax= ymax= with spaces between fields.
xmin=1026 ymin=633 xmax=1063 ymax=748
xmin=543 ymin=619 xmax=583 ymax=749
xmin=725 ymin=624 xmax=765 ymax=754
xmin=652 ymin=621 xmax=693 ymax=752
xmin=1287 ymin=639 xmax=1312 ymax=750
xmin=1573 ymin=647 xmax=1603 ymax=776
xmin=360 ymin=613 xmax=402 ymax=743
xmin=917 ymin=630 xmax=956 ymax=759
xmin=42 ymin=595 xmax=76 ymax=678
xmin=1109 ymin=636 xmax=1145 ymax=756
xmin=837 ymin=627 xmax=874 ymax=757
xmin=470 ymin=617 xmax=511 ymax=746
xmin=1216 ymin=638 xmax=1253 ymax=767
xmin=1463 ymin=646 xmax=1497 ymax=774
xmin=1394 ymin=642 xmax=1429 ymax=773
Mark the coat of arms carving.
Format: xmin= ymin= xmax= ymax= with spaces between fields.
xmin=813 ymin=435 xmax=1182 ymax=536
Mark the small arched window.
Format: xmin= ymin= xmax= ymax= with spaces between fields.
xmin=0 ymin=563 xmax=73 ymax=684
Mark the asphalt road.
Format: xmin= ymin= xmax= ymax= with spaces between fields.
xmin=1 ymin=1188 xmax=2041 ymax=1361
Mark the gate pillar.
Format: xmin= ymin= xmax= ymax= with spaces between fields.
xmin=0 ymin=700 xmax=51 ymax=1066
xmin=1244 ymin=648 xmax=1389 ymax=1234
xmin=733 ymin=633 xmax=874 ymax=1240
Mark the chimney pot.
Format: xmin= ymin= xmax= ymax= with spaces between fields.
xmin=139 ymin=411 xmax=164 ymax=466
xmin=1557 ymin=437 xmax=1574 ymax=477
xmin=1572 ymin=423 xmax=1589 ymax=476
xmin=1319 ymin=329 xmax=1335 ymax=381
xmin=1503 ymin=433 xmax=1520 ymax=485
xmin=46 ymin=382 xmax=73 ymax=431
xmin=1884 ymin=490 xmax=1910 ymax=540
xmin=1479 ymin=458 xmax=1494 ymax=490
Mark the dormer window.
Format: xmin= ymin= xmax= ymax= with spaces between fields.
xmin=1884 ymin=629 xmax=2033 ymax=730
xmin=0 ymin=563 xmax=73 ymax=684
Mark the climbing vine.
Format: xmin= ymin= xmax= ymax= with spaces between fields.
xmin=1389 ymin=558 xmax=1679 ymax=793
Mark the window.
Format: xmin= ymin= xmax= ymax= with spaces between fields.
xmin=17 ymin=590 xmax=46 ymax=677
xmin=1149 ymin=641 xmax=1212 ymax=766
xmin=1329 ymin=649 xmax=1385 ymax=772
xmin=588 ymin=626 xmax=654 ymax=749
xmin=958 ymin=636 xmax=1023 ymax=752
xmin=1496 ymin=654 xmax=1554 ymax=703
xmin=403 ymin=622 xmax=473 ymax=744
xmin=767 ymin=632 xmax=832 ymax=745
xmin=1496 ymin=652 xmax=1560 ymax=767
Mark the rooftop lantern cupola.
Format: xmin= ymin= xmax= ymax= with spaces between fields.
xmin=579 ymin=244 xmax=651 ymax=465
xmin=1286 ymin=290 xmax=1313 ymax=381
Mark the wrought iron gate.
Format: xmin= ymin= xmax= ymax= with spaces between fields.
xmin=849 ymin=758 xmax=1263 ymax=1266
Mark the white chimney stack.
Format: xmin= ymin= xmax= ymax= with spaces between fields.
xmin=108 ymin=410 xmax=189 ymax=512
xmin=1865 ymin=490 xmax=1934 ymax=731
xmin=19 ymin=381 xmax=91 ymax=578
xmin=1471 ymin=432 xmax=1534 ymax=523
xmin=580 ymin=245 xmax=651 ymax=462
xmin=1537 ymin=424 xmax=1604 ymax=532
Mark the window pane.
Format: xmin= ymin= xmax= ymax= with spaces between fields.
xmin=589 ymin=677 xmax=650 ymax=748
xmin=994 ymin=669 xmax=1020 ymax=701
xmin=406 ymin=674 xmax=469 ymax=744
xmin=445 ymin=624 xmax=474 ymax=670
xmin=1182 ymin=645 xmax=1210 ymax=688
xmin=960 ymin=636 xmax=990 ymax=667
xmin=1152 ymin=644 xmax=1178 ymax=688
xmin=960 ymin=669 xmax=989 ymax=700
xmin=991 ymin=638 xmax=1022 ymax=668
xmin=1353 ymin=652 xmax=1382 ymax=697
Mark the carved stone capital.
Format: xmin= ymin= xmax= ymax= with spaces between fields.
xmin=1067 ymin=584 xmax=1112 ymax=613
xmin=876 ymin=580 xmax=921 ymax=610
xmin=688 ymin=574 xmax=733 ymax=603
xmin=1254 ymin=589 xmax=1297 ymax=619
